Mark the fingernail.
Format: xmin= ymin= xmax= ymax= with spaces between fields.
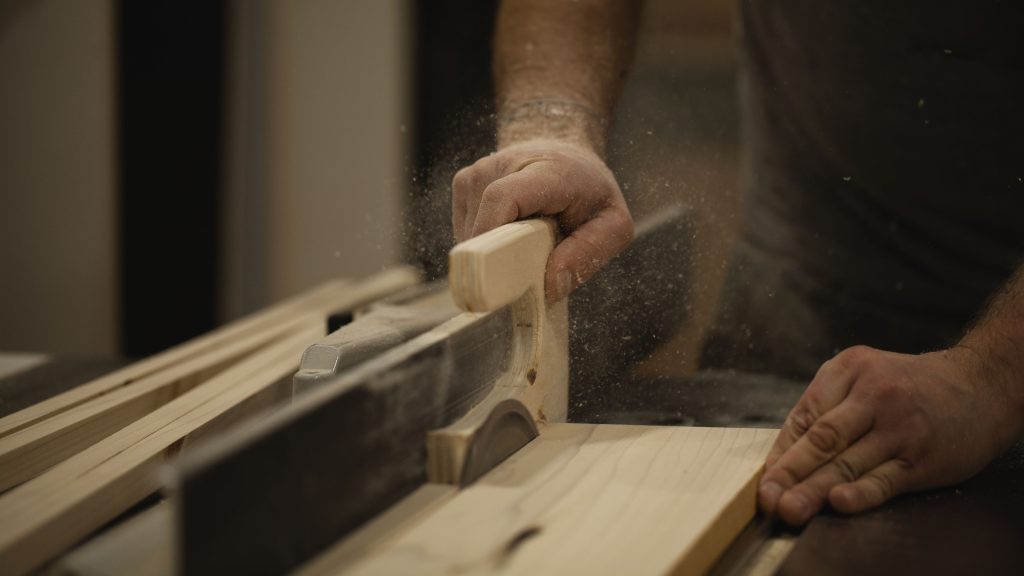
xmin=556 ymin=270 xmax=572 ymax=300
xmin=758 ymin=481 xmax=783 ymax=509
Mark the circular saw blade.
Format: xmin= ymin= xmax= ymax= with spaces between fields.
xmin=459 ymin=399 xmax=539 ymax=486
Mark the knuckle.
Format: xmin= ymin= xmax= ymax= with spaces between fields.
xmin=805 ymin=419 xmax=846 ymax=456
xmin=480 ymin=179 xmax=512 ymax=205
xmin=566 ymin=232 xmax=608 ymax=276
xmin=494 ymin=149 xmax=529 ymax=173
xmin=831 ymin=455 xmax=860 ymax=482
xmin=786 ymin=407 xmax=817 ymax=436
xmin=870 ymin=375 xmax=913 ymax=407
xmin=891 ymin=458 xmax=915 ymax=481
xmin=831 ymin=345 xmax=875 ymax=373
xmin=901 ymin=412 xmax=932 ymax=450
xmin=761 ymin=459 xmax=796 ymax=487
xmin=872 ymin=376 xmax=898 ymax=398
xmin=868 ymin=468 xmax=898 ymax=501
xmin=452 ymin=167 xmax=473 ymax=192
xmin=609 ymin=208 xmax=635 ymax=247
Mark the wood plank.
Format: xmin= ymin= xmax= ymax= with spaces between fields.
xmin=0 ymin=268 xmax=419 ymax=491
xmin=348 ymin=423 xmax=776 ymax=576
xmin=0 ymin=267 xmax=418 ymax=440
xmin=0 ymin=325 xmax=324 ymax=576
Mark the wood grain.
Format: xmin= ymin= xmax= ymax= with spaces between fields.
xmin=351 ymin=423 xmax=776 ymax=576
xmin=0 ymin=268 xmax=419 ymax=492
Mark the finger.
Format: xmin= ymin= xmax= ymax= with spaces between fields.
xmin=772 ymin=432 xmax=895 ymax=525
xmin=760 ymin=401 xmax=872 ymax=513
xmin=765 ymin=355 xmax=859 ymax=468
xmin=469 ymin=166 xmax=575 ymax=239
xmin=828 ymin=458 xmax=914 ymax=514
xmin=451 ymin=167 xmax=474 ymax=242
xmin=544 ymin=207 xmax=634 ymax=301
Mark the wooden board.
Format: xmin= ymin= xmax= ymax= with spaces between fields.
xmin=347 ymin=424 xmax=776 ymax=576
xmin=0 ymin=268 xmax=419 ymax=491
xmin=0 ymin=267 xmax=417 ymax=440
xmin=0 ymin=326 xmax=324 ymax=576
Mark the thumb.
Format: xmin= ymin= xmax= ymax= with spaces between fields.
xmin=544 ymin=207 xmax=633 ymax=301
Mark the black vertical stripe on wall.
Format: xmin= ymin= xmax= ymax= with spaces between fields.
xmin=117 ymin=2 xmax=226 ymax=357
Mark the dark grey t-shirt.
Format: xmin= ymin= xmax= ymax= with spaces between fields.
xmin=701 ymin=1 xmax=1024 ymax=379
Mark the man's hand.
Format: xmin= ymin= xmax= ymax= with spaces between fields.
xmin=451 ymin=0 xmax=640 ymax=301
xmin=759 ymin=345 xmax=1023 ymax=526
xmin=452 ymin=138 xmax=633 ymax=301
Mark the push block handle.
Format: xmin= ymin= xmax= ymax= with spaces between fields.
xmin=449 ymin=219 xmax=557 ymax=373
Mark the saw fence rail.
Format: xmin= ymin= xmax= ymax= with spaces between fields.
xmin=0 ymin=268 xmax=419 ymax=576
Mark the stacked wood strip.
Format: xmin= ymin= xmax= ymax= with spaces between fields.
xmin=0 ymin=268 xmax=418 ymax=492
xmin=0 ymin=268 xmax=419 ymax=575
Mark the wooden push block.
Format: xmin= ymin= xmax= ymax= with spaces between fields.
xmin=428 ymin=219 xmax=569 ymax=484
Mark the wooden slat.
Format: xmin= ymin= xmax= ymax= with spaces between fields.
xmin=347 ymin=424 xmax=776 ymax=576
xmin=0 ymin=268 xmax=419 ymax=491
xmin=0 ymin=323 xmax=290 ymax=491
xmin=0 ymin=278 xmax=352 ymax=440
xmin=0 ymin=326 xmax=324 ymax=576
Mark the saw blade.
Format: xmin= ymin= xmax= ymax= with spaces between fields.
xmin=459 ymin=399 xmax=539 ymax=486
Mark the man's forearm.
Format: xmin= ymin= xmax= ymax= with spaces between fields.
xmin=494 ymin=0 xmax=642 ymax=155
xmin=957 ymin=263 xmax=1024 ymax=442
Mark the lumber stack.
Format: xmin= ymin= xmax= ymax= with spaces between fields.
xmin=0 ymin=267 xmax=419 ymax=575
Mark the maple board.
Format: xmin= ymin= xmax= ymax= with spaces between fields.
xmin=347 ymin=423 xmax=776 ymax=576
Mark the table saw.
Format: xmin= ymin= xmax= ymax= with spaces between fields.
xmin=1 ymin=208 xmax=1023 ymax=575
